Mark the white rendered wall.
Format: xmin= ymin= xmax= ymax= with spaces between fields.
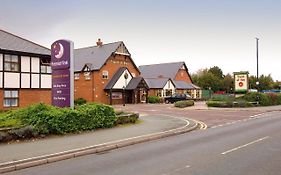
xmin=21 ymin=56 xmax=30 ymax=72
xmin=113 ymin=69 xmax=132 ymax=89
xmin=21 ymin=73 xmax=30 ymax=88
xmin=4 ymin=73 xmax=20 ymax=88
xmin=0 ymin=54 xmax=3 ymax=71
xmin=41 ymin=74 xmax=51 ymax=88
xmin=31 ymin=57 xmax=40 ymax=73
xmin=163 ymin=80 xmax=175 ymax=90
xmin=31 ymin=74 xmax=39 ymax=88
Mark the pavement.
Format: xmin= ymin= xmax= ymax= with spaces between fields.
xmin=0 ymin=114 xmax=198 ymax=173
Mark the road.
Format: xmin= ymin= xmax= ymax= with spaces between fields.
xmin=4 ymin=111 xmax=281 ymax=175
xmin=114 ymin=103 xmax=262 ymax=127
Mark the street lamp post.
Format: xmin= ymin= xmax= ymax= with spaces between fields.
xmin=255 ymin=37 xmax=259 ymax=90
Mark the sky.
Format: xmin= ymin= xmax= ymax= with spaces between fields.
xmin=1 ymin=0 xmax=281 ymax=80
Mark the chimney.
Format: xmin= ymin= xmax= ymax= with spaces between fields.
xmin=96 ymin=38 xmax=103 ymax=47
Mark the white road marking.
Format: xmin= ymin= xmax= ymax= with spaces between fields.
xmin=221 ymin=136 xmax=269 ymax=155
xmin=211 ymin=112 xmax=274 ymax=129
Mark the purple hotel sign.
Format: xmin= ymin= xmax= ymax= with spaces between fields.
xmin=51 ymin=40 xmax=74 ymax=108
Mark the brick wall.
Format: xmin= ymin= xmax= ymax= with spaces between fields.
xmin=74 ymin=72 xmax=93 ymax=102
xmin=19 ymin=89 xmax=51 ymax=108
xmin=73 ymin=54 xmax=140 ymax=105
xmin=174 ymin=69 xmax=192 ymax=83
xmin=0 ymin=89 xmax=51 ymax=110
xmin=148 ymin=89 xmax=158 ymax=96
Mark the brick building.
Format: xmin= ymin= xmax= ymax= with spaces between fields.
xmin=0 ymin=29 xmax=51 ymax=110
xmin=0 ymin=29 xmax=200 ymax=109
xmin=139 ymin=62 xmax=201 ymax=99
xmin=0 ymin=30 xmax=148 ymax=109
xmin=74 ymin=39 xmax=148 ymax=105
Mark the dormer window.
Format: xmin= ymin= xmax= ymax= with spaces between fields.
xmin=102 ymin=70 xmax=109 ymax=79
xmin=84 ymin=72 xmax=91 ymax=80
xmin=74 ymin=73 xmax=80 ymax=80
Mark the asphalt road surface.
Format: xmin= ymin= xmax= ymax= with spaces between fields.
xmin=5 ymin=111 xmax=281 ymax=175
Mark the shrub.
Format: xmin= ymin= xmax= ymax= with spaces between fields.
xmin=115 ymin=113 xmax=139 ymax=125
xmin=207 ymin=101 xmax=233 ymax=107
xmin=74 ymin=98 xmax=87 ymax=106
xmin=211 ymin=94 xmax=234 ymax=101
xmin=4 ymin=103 xmax=117 ymax=135
xmin=174 ymin=100 xmax=194 ymax=108
xmin=8 ymin=126 xmax=37 ymax=139
xmin=76 ymin=103 xmax=117 ymax=130
xmin=0 ymin=115 xmax=22 ymax=128
xmin=266 ymin=93 xmax=278 ymax=105
xmin=233 ymin=100 xmax=255 ymax=108
xmin=277 ymin=94 xmax=281 ymax=105
xmin=148 ymin=96 xmax=161 ymax=103
xmin=0 ymin=132 xmax=12 ymax=142
xmin=243 ymin=92 xmax=271 ymax=106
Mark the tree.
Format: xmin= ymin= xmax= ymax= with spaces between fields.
xmin=208 ymin=66 xmax=224 ymax=79
xmin=249 ymin=74 xmax=274 ymax=91
xmin=223 ymin=73 xmax=234 ymax=93
xmin=192 ymin=69 xmax=223 ymax=92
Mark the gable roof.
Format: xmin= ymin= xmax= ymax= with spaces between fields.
xmin=74 ymin=41 xmax=139 ymax=72
xmin=173 ymin=80 xmax=201 ymax=90
xmin=74 ymin=41 xmax=121 ymax=72
xmin=104 ymin=67 xmax=128 ymax=90
xmin=125 ymin=77 xmax=148 ymax=90
xmin=144 ymin=78 xmax=171 ymax=89
xmin=0 ymin=29 xmax=50 ymax=55
xmin=139 ymin=61 xmax=186 ymax=79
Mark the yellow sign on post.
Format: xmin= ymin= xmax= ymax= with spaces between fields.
xmin=234 ymin=71 xmax=249 ymax=93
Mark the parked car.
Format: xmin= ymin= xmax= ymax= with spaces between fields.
xmin=164 ymin=93 xmax=192 ymax=103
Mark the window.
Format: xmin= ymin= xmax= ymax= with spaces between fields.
xmin=157 ymin=90 xmax=162 ymax=97
xmin=4 ymin=54 xmax=19 ymax=71
xmin=40 ymin=58 xmax=51 ymax=73
xmin=102 ymin=71 xmax=109 ymax=79
xmin=112 ymin=92 xmax=122 ymax=99
xmin=4 ymin=90 xmax=19 ymax=107
xmin=74 ymin=73 xmax=80 ymax=80
xmin=84 ymin=72 xmax=91 ymax=80
xmin=165 ymin=89 xmax=172 ymax=97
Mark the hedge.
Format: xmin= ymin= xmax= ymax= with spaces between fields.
xmin=148 ymin=96 xmax=161 ymax=103
xmin=207 ymin=101 xmax=233 ymax=108
xmin=210 ymin=94 xmax=235 ymax=102
xmin=174 ymin=100 xmax=194 ymax=108
xmin=3 ymin=103 xmax=117 ymax=135
xmin=207 ymin=92 xmax=281 ymax=108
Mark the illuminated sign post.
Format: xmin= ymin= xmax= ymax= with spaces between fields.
xmin=51 ymin=40 xmax=74 ymax=108
xmin=234 ymin=71 xmax=249 ymax=94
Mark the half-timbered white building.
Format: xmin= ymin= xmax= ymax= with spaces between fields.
xmin=0 ymin=29 xmax=51 ymax=110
